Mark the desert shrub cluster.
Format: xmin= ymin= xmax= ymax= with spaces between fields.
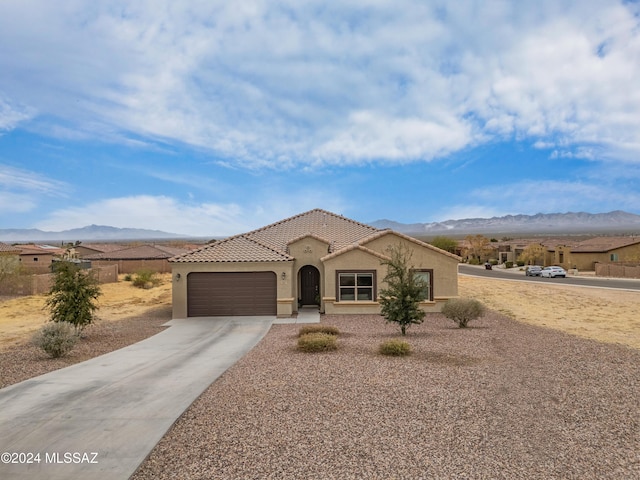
xmin=442 ymin=298 xmax=486 ymax=328
xmin=132 ymin=269 xmax=161 ymax=289
xmin=297 ymin=324 xmax=340 ymax=336
xmin=297 ymin=332 xmax=338 ymax=352
xmin=379 ymin=339 xmax=412 ymax=356
xmin=32 ymin=322 xmax=78 ymax=358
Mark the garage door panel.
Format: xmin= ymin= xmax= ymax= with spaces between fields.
xmin=187 ymin=272 xmax=277 ymax=317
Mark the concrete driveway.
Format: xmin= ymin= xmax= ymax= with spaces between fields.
xmin=0 ymin=316 xmax=274 ymax=480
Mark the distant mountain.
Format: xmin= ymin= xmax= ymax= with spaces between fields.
xmin=369 ymin=211 xmax=640 ymax=235
xmin=0 ymin=225 xmax=185 ymax=242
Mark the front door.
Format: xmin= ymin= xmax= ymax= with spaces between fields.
xmin=300 ymin=265 xmax=320 ymax=306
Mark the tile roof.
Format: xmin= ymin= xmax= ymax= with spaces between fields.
xmin=17 ymin=244 xmax=65 ymax=255
xmin=0 ymin=242 xmax=21 ymax=254
xmin=84 ymin=244 xmax=189 ymax=260
xmin=170 ymin=209 xmax=379 ymax=263
xmin=78 ymin=243 xmax=128 ymax=254
xmin=570 ymin=236 xmax=640 ymax=252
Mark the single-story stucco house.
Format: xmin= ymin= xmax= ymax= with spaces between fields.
xmin=169 ymin=209 xmax=460 ymax=318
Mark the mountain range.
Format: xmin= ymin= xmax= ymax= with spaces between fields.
xmin=370 ymin=210 xmax=640 ymax=236
xmin=0 ymin=225 xmax=185 ymax=242
xmin=2 ymin=210 xmax=640 ymax=242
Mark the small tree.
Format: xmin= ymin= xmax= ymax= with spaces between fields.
xmin=519 ymin=243 xmax=545 ymax=265
xmin=46 ymin=261 xmax=101 ymax=333
xmin=379 ymin=244 xmax=427 ymax=335
xmin=462 ymin=234 xmax=494 ymax=263
xmin=429 ymin=236 xmax=459 ymax=254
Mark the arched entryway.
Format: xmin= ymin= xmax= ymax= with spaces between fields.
xmin=299 ymin=265 xmax=320 ymax=306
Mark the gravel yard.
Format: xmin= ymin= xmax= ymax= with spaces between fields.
xmin=0 ymin=305 xmax=170 ymax=389
xmin=132 ymin=313 xmax=640 ymax=480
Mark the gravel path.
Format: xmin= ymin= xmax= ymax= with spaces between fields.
xmin=0 ymin=305 xmax=170 ymax=389
xmin=131 ymin=313 xmax=640 ymax=480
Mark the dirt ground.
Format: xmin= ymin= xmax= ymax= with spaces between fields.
xmin=459 ymin=275 xmax=640 ymax=349
xmin=0 ymin=273 xmax=638 ymax=351
xmin=0 ymin=274 xmax=172 ymax=351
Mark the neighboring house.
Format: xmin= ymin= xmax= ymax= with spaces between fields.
xmin=84 ymin=244 xmax=189 ymax=274
xmin=170 ymin=209 xmax=461 ymax=319
xmin=17 ymin=244 xmax=65 ymax=273
xmin=75 ymin=243 xmax=126 ymax=258
xmin=544 ymin=236 xmax=640 ymax=271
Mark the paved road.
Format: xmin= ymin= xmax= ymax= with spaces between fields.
xmin=0 ymin=316 xmax=274 ymax=480
xmin=459 ymin=264 xmax=640 ymax=291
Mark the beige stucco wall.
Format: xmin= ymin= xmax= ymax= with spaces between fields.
xmin=171 ymin=232 xmax=460 ymax=319
xmin=288 ymin=236 xmax=328 ymax=310
xmin=323 ymin=234 xmax=460 ymax=315
xmin=171 ymin=260 xmax=295 ymax=318
xmin=547 ymin=243 xmax=640 ymax=271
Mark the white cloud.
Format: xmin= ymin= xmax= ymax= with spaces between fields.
xmin=0 ymin=164 xmax=68 ymax=197
xmin=0 ymin=96 xmax=35 ymax=132
xmin=0 ymin=192 xmax=38 ymax=213
xmin=35 ymin=196 xmax=246 ymax=237
xmin=462 ymin=179 xmax=640 ymax=217
xmin=33 ymin=193 xmax=349 ymax=237
xmin=0 ymin=1 xmax=639 ymax=166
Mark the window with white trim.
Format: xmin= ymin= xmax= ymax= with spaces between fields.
xmin=337 ymin=271 xmax=375 ymax=301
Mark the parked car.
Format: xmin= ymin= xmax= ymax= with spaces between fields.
xmin=484 ymin=262 xmax=492 ymax=270
xmin=525 ymin=266 xmax=543 ymax=276
xmin=540 ymin=266 xmax=567 ymax=278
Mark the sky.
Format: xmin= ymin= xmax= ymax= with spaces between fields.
xmin=1 ymin=0 xmax=640 ymax=237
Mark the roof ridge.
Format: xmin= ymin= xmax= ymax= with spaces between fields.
xmin=359 ymin=229 xmax=462 ymax=261
xmin=241 ymin=234 xmax=293 ymax=260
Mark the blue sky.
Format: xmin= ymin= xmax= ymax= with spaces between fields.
xmin=1 ymin=0 xmax=640 ymax=237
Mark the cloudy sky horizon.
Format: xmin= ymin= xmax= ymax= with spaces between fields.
xmin=2 ymin=1 xmax=640 ymax=237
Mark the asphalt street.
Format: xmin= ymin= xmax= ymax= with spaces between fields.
xmin=459 ymin=264 xmax=640 ymax=291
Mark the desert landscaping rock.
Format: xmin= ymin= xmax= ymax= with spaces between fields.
xmin=0 ymin=306 xmax=170 ymax=388
xmin=2 ymin=275 xmax=639 ymax=479
xmin=132 ymin=313 xmax=640 ymax=479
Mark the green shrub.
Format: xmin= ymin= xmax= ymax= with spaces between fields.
xmin=516 ymin=261 xmax=525 ymax=267
xmin=32 ymin=322 xmax=78 ymax=358
xmin=441 ymin=298 xmax=486 ymax=328
xmin=297 ymin=324 xmax=340 ymax=337
xmin=379 ymin=339 xmax=412 ymax=356
xmin=124 ymin=274 xmax=132 ymax=282
xmin=132 ymin=269 xmax=160 ymax=289
xmin=505 ymin=261 xmax=514 ymax=268
xmin=468 ymin=258 xmax=481 ymax=265
xmin=297 ymin=333 xmax=338 ymax=352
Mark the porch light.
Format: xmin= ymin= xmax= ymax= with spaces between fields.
xmin=281 ymin=272 xmax=286 ymax=280
xmin=175 ymin=273 xmax=181 ymax=281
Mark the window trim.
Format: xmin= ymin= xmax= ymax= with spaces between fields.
xmin=336 ymin=270 xmax=376 ymax=302
xmin=412 ymin=268 xmax=434 ymax=302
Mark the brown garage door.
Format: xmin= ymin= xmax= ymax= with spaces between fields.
xmin=187 ymin=272 xmax=277 ymax=317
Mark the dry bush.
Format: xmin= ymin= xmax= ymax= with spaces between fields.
xmin=379 ymin=339 xmax=412 ymax=356
xmin=32 ymin=322 xmax=78 ymax=358
xmin=441 ymin=298 xmax=486 ymax=328
xmin=297 ymin=332 xmax=338 ymax=352
xmin=297 ymin=324 xmax=340 ymax=337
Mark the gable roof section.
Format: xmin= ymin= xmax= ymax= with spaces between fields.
xmin=170 ymin=209 xmax=378 ymax=263
xmin=357 ymin=229 xmax=462 ymax=261
xmin=84 ymin=244 xmax=188 ymax=260
xmin=170 ymin=235 xmax=293 ymax=263
xmin=570 ymin=236 xmax=640 ymax=253
xmin=247 ymin=209 xmax=378 ymax=253
xmin=0 ymin=242 xmax=21 ymax=254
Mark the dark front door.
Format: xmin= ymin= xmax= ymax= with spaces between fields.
xmin=300 ymin=265 xmax=320 ymax=306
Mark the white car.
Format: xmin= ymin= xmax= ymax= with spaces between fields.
xmin=540 ymin=266 xmax=567 ymax=278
